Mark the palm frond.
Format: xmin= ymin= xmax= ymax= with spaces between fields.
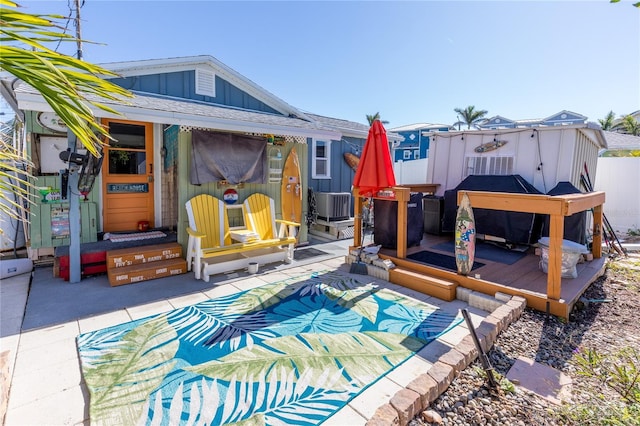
xmin=78 ymin=316 xmax=179 ymax=425
xmin=187 ymin=331 xmax=424 ymax=387
xmin=0 ymin=122 xmax=34 ymax=221
xmin=0 ymin=1 xmax=133 ymax=156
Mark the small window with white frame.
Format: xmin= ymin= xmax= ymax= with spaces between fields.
xmin=312 ymin=140 xmax=331 ymax=179
xmin=403 ymin=150 xmax=411 ymax=160
xmin=413 ymin=150 xmax=420 ymax=159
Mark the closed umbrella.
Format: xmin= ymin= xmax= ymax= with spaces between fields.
xmin=350 ymin=120 xmax=396 ymax=273
xmin=353 ymin=120 xmax=396 ymax=195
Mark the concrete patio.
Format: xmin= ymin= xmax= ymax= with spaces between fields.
xmin=0 ymin=237 xmax=526 ymax=425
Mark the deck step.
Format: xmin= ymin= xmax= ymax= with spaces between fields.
xmin=55 ymin=240 xmax=182 ymax=281
xmin=106 ymin=242 xmax=182 ymax=269
xmin=105 ymin=242 xmax=186 ymax=286
xmin=309 ymin=219 xmax=354 ymax=240
xmin=107 ymin=257 xmax=187 ymax=287
xmin=388 ymin=267 xmax=458 ymax=301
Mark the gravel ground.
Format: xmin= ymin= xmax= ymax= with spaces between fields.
xmin=411 ymin=244 xmax=640 ymax=426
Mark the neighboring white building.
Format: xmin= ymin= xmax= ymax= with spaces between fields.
xmin=423 ymin=123 xmax=606 ymax=197
xmin=595 ymin=131 xmax=640 ymax=234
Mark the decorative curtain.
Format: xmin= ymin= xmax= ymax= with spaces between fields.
xmin=190 ymin=129 xmax=267 ymax=185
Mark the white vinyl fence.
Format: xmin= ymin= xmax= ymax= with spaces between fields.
xmin=393 ymin=158 xmax=429 ymax=185
xmin=394 ymin=156 xmax=639 ymax=236
xmin=594 ymin=157 xmax=640 ymax=234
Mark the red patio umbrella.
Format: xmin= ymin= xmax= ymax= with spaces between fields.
xmin=353 ymin=120 xmax=396 ymax=195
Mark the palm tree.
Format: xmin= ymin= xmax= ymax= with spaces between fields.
xmin=614 ymin=115 xmax=640 ymax=136
xmin=366 ymin=112 xmax=389 ymax=126
xmin=598 ymin=111 xmax=617 ymax=130
xmin=452 ymin=117 xmax=465 ymax=131
xmin=0 ymin=0 xmax=132 ymax=219
xmin=453 ymin=106 xmax=488 ymax=129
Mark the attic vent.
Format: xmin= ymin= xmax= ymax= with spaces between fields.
xmin=464 ymin=156 xmax=514 ymax=178
xmin=195 ymin=69 xmax=215 ymax=97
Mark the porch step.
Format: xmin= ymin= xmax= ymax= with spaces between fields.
xmin=388 ymin=267 xmax=458 ymax=301
xmin=309 ymin=218 xmax=355 ymax=240
xmin=107 ymin=257 xmax=187 ymax=287
xmin=56 ymin=242 xmax=183 ymax=281
xmin=106 ymin=242 xmax=186 ymax=286
xmin=106 ymin=242 xmax=182 ymax=269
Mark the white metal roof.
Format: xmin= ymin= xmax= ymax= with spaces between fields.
xmin=14 ymin=84 xmax=342 ymax=140
xmin=390 ymin=123 xmax=452 ymax=132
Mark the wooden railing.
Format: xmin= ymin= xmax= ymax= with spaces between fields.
xmin=456 ymin=191 xmax=605 ymax=302
xmin=352 ymin=186 xmax=606 ymax=306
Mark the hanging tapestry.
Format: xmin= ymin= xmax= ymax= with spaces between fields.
xmin=190 ymin=129 xmax=267 ymax=185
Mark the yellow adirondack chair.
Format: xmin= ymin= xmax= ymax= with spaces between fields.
xmin=242 ymin=193 xmax=299 ymax=259
xmin=185 ymin=193 xmax=300 ymax=281
xmin=185 ymin=194 xmax=230 ymax=279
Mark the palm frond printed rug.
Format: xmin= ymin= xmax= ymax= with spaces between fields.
xmin=77 ymin=271 xmax=462 ymax=426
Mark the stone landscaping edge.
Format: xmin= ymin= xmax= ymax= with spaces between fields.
xmin=365 ymin=290 xmax=528 ymax=426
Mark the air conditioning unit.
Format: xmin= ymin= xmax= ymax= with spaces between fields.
xmin=315 ymin=192 xmax=351 ymax=221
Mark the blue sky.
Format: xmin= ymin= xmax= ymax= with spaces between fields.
xmin=13 ymin=0 xmax=640 ymax=128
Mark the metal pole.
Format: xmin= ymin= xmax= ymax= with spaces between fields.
xmin=68 ymin=0 xmax=83 ymax=282
xmin=461 ymin=308 xmax=498 ymax=389
xmin=67 ymin=132 xmax=81 ymax=283
xmin=75 ymin=0 xmax=83 ymax=60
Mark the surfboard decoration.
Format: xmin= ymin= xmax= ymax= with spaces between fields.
xmin=281 ymin=146 xmax=303 ymax=224
xmin=474 ymin=139 xmax=508 ymax=153
xmin=343 ymin=152 xmax=360 ymax=172
xmin=455 ymin=192 xmax=476 ymax=276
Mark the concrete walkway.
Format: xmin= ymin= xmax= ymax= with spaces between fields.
xmin=0 ymin=238 xmax=525 ymax=425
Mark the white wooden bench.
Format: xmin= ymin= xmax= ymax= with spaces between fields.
xmin=186 ymin=193 xmax=299 ymax=282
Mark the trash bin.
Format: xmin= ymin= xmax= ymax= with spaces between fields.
xmin=374 ymin=193 xmax=424 ymax=249
xmin=538 ymin=237 xmax=588 ymax=279
xmin=423 ymin=195 xmax=444 ymax=235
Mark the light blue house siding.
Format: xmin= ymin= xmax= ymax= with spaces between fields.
xmin=308 ymin=136 xmax=364 ymax=194
xmin=306 ymin=136 xmax=366 ymax=218
xmin=478 ymin=111 xmax=587 ymax=129
xmin=108 ymin=71 xmax=281 ymax=114
xmin=479 ymin=116 xmax=517 ymax=129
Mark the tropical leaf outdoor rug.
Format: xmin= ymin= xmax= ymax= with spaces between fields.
xmin=77 ymin=271 xmax=462 ymax=426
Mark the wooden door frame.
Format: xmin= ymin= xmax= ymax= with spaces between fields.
xmin=101 ymin=118 xmax=155 ymax=232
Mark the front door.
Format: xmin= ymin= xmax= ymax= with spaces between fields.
xmin=102 ymin=120 xmax=154 ymax=232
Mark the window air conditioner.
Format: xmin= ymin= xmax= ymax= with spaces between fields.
xmin=315 ymin=192 xmax=351 ymax=221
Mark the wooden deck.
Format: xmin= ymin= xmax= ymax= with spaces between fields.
xmin=351 ymin=185 xmax=609 ymax=320
xmin=379 ymin=232 xmax=607 ymax=320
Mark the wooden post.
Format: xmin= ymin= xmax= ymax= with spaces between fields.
xmin=394 ymin=187 xmax=410 ymax=259
xmin=546 ymin=213 xmax=565 ymax=300
xmin=352 ymin=188 xmax=362 ymax=251
xmin=592 ymin=204 xmax=603 ymax=259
